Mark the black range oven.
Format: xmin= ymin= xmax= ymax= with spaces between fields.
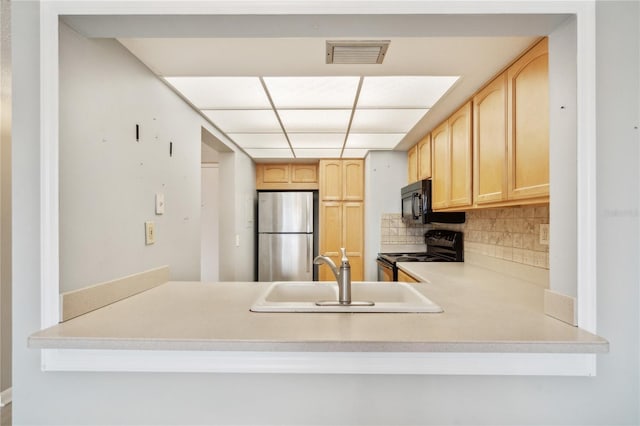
xmin=377 ymin=229 xmax=464 ymax=282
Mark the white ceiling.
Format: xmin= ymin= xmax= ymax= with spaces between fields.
xmin=63 ymin=14 xmax=567 ymax=161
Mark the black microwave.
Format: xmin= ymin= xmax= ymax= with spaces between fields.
xmin=401 ymin=179 xmax=466 ymax=224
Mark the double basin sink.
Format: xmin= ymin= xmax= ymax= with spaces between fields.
xmin=250 ymin=281 xmax=443 ymax=313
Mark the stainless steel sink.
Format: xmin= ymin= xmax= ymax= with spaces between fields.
xmin=250 ymin=281 xmax=443 ymax=313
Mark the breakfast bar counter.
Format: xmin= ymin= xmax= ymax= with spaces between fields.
xmin=29 ymin=262 xmax=608 ymax=354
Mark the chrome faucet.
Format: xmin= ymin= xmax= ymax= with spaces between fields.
xmin=314 ymin=248 xmax=352 ymax=304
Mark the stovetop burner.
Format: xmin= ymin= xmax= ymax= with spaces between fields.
xmin=377 ymin=229 xmax=464 ymax=265
xmin=378 ymin=253 xmax=441 ymax=263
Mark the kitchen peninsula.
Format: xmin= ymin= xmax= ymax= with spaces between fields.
xmin=29 ymin=261 xmax=608 ymax=375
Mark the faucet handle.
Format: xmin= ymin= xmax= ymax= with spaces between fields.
xmin=340 ymin=248 xmax=348 ymax=263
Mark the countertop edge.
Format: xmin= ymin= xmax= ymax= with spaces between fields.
xmin=28 ymin=336 xmax=609 ymax=354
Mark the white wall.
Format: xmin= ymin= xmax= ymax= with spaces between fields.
xmin=0 ymin=0 xmax=10 ymax=394
xmin=12 ymin=2 xmax=639 ymax=425
xmin=59 ymin=23 xmax=204 ymax=290
xmin=549 ymin=16 xmax=578 ymax=297
xmin=216 ymin=151 xmax=257 ymax=282
xmin=364 ymin=151 xmax=408 ymax=281
xmin=200 ymin=164 xmax=219 ymax=281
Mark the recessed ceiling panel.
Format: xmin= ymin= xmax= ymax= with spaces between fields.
xmin=227 ymin=133 xmax=289 ymax=149
xmin=245 ymin=148 xmax=294 ymax=159
xmin=165 ymin=76 xmax=270 ymax=109
xmin=293 ymin=148 xmax=343 ymax=159
xmin=288 ymin=133 xmax=345 ymax=148
xmin=350 ymin=109 xmax=428 ymax=133
xmin=358 ymin=76 xmax=459 ymax=108
xmin=202 ymin=109 xmax=281 ymax=133
xmin=341 ymin=149 xmax=369 ymax=158
xmin=278 ymin=109 xmax=351 ymax=132
xmin=345 ymin=133 xmax=405 ymax=149
xmin=264 ymin=77 xmax=359 ymax=108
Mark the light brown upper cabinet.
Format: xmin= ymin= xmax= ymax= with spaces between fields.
xmin=417 ymin=134 xmax=432 ymax=180
xmin=320 ymin=159 xmax=364 ymax=201
xmin=291 ymin=164 xmax=318 ymax=183
xmin=507 ymin=38 xmax=549 ymax=200
xmin=407 ymin=144 xmax=418 ymax=184
xmin=261 ymin=164 xmax=289 ymax=183
xmin=431 ymin=101 xmax=473 ymax=210
xmin=431 ymin=121 xmax=449 ymax=210
xmin=473 ymin=72 xmax=508 ymax=205
xmin=256 ymin=163 xmax=318 ymax=190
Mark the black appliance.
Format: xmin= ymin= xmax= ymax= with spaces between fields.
xmin=401 ymin=179 xmax=465 ymax=224
xmin=376 ymin=229 xmax=464 ymax=281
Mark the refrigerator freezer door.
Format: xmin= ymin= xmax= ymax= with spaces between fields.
xmin=258 ymin=192 xmax=313 ymax=233
xmin=258 ymin=233 xmax=313 ymax=281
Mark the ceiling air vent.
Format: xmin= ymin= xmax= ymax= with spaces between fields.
xmin=326 ymin=40 xmax=390 ymax=64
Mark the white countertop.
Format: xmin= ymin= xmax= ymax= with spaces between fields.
xmin=29 ymin=263 xmax=607 ymax=354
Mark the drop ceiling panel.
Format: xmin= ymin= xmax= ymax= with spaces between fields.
xmin=358 ymin=76 xmax=459 ymax=108
xmin=202 ymin=109 xmax=281 ymax=133
xmin=226 ymin=133 xmax=289 ymax=148
xmin=341 ymin=149 xmax=369 ymax=158
xmin=293 ymin=148 xmax=343 ymax=158
xmin=350 ymin=109 xmax=429 ymax=133
xmin=278 ymin=109 xmax=352 ymax=132
xmin=263 ymin=76 xmax=360 ymax=108
xmin=245 ymin=148 xmax=294 ymax=159
xmin=165 ymin=76 xmax=270 ymax=109
xmin=288 ymin=133 xmax=345 ymax=148
xmin=345 ymin=133 xmax=405 ymax=149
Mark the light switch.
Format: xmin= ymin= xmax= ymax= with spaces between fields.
xmin=145 ymin=221 xmax=156 ymax=245
xmin=155 ymin=193 xmax=165 ymax=215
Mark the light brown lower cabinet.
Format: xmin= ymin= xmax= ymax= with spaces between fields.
xmin=397 ymin=269 xmax=419 ymax=283
xmin=319 ymin=201 xmax=363 ymax=281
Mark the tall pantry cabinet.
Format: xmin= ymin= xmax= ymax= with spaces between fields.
xmin=318 ymin=159 xmax=364 ymax=281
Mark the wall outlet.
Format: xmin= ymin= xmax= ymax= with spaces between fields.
xmin=145 ymin=221 xmax=156 ymax=245
xmin=539 ymin=224 xmax=550 ymax=245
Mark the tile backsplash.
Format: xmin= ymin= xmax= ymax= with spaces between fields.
xmin=380 ymin=205 xmax=550 ymax=269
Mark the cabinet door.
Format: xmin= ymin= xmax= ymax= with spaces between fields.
xmin=398 ymin=269 xmax=419 ymax=283
xmin=474 ymin=74 xmax=508 ymax=205
xmin=507 ymin=38 xmax=549 ymax=200
xmin=262 ymin=164 xmax=290 ymax=183
xmin=431 ymin=121 xmax=449 ymax=210
xmin=319 ymin=160 xmax=342 ymax=201
xmin=407 ymin=145 xmax=418 ymax=183
xmin=448 ymin=101 xmax=473 ymax=208
xmin=319 ymin=201 xmax=342 ymax=281
xmin=291 ymin=164 xmax=318 ymax=183
xmin=342 ymin=159 xmax=364 ymax=201
xmin=342 ymin=202 xmax=364 ymax=281
xmin=417 ymin=134 xmax=432 ymax=180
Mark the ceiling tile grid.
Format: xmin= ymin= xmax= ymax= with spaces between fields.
xmin=165 ymin=75 xmax=458 ymax=160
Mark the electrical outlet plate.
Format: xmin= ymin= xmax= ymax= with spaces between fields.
xmin=145 ymin=221 xmax=155 ymax=245
xmin=539 ymin=224 xmax=549 ymax=245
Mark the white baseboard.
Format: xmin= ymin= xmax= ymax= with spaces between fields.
xmin=0 ymin=387 xmax=12 ymax=407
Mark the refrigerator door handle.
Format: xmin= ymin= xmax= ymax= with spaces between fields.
xmin=306 ymin=234 xmax=312 ymax=273
xmin=306 ymin=195 xmax=312 ymax=233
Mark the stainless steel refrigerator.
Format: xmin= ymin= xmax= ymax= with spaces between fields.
xmin=257 ymin=191 xmax=317 ymax=281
